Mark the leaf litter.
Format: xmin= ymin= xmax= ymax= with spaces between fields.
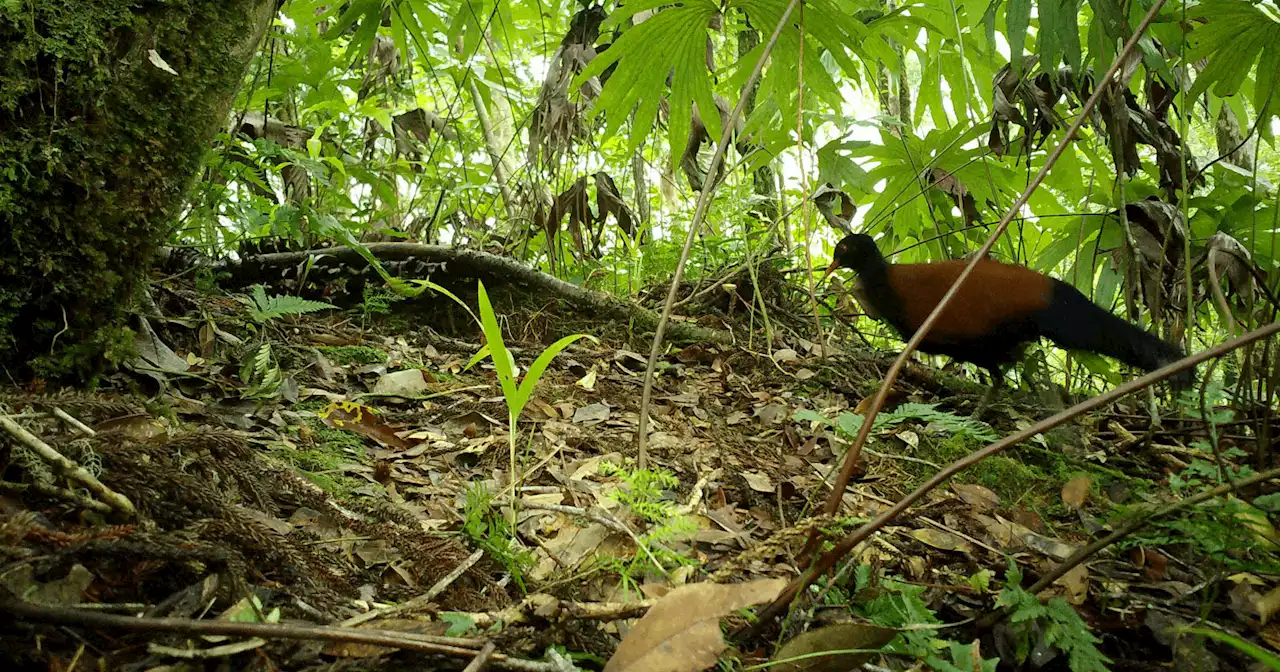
xmin=0 ymin=275 xmax=1275 ymax=671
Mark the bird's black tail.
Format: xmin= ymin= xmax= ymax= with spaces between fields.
xmin=1036 ymin=281 xmax=1194 ymax=389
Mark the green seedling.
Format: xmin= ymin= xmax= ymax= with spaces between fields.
xmin=396 ymin=277 xmax=596 ymax=497
xmin=468 ymin=281 xmax=596 ymax=497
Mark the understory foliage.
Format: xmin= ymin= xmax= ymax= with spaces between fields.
xmin=7 ymin=0 xmax=1280 ymax=669
xmin=171 ymin=0 xmax=1279 ymax=662
xmin=176 ymin=0 xmax=1279 ymax=398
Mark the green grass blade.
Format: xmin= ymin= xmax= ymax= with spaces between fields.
xmin=476 ymin=281 xmax=518 ymax=402
xmin=513 ymin=333 xmax=598 ymax=417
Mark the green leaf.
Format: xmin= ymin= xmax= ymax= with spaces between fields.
xmin=465 ymin=343 xmax=493 ymax=372
xmin=1038 ymin=0 xmax=1083 ymax=72
xmin=513 ymin=332 xmax=599 ymax=418
xmin=476 ymin=281 xmax=518 ymax=404
xmin=1006 ymin=0 xmax=1031 ymax=74
xmin=245 ymin=285 xmax=333 ymax=323
xmin=439 ymin=612 xmax=476 ymax=637
xmin=577 ymin=2 xmax=717 ymax=156
xmin=1183 ymin=628 xmax=1280 ymax=670
xmin=1188 ymin=0 xmax=1280 ymax=128
xmin=983 ymin=0 xmax=1002 ymax=55
xmin=793 ymin=408 xmax=832 ymax=425
xmin=1038 ymin=0 xmax=1064 ymax=71
xmin=322 ymin=0 xmax=376 ymax=40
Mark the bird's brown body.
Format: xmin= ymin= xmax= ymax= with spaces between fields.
xmin=825 ymin=234 xmax=1193 ymax=389
xmin=879 ymin=260 xmax=1052 ymax=340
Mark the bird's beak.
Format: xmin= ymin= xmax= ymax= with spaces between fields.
xmin=821 ymin=258 xmax=840 ymax=283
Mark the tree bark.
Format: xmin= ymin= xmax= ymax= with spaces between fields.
xmin=0 ymin=0 xmax=276 ymax=378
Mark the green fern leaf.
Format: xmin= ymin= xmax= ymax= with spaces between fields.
xmin=247 ymin=285 xmax=334 ymax=322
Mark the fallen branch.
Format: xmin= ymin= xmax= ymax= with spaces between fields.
xmin=217 ymin=243 xmax=731 ymax=346
xmin=451 ymin=593 xmax=657 ymax=630
xmin=0 ymin=599 xmax=558 ymax=672
xmin=0 ymin=415 xmax=135 ymax=517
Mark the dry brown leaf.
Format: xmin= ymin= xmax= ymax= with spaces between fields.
xmin=1061 ymin=475 xmax=1091 ymax=510
xmin=743 ymin=471 xmax=773 ymax=493
xmin=1261 ymin=622 xmax=1280 ymax=651
xmin=604 ymin=579 xmax=787 ymax=672
xmin=1229 ymin=579 xmax=1262 ymax=621
xmin=952 ymin=483 xmax=1000 ymax=512
xmin=1058 ymin=564 xmax=1090 ymax=605
xmin=770 ymin=622 xmax=895 ymax=672
xmin=319 ymin=401 xmax=410 ymax=449
xmin=1258 ymin=585 xmax=1280 ymax=625
xmin=912 ymin=528 xmax=973 ymax=553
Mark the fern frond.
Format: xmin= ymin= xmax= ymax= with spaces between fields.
xmin=247 ymin=284 xmax=334 ymax=322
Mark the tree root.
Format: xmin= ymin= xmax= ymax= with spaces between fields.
xmin=216 ymin=243 xmax=732 ymax=345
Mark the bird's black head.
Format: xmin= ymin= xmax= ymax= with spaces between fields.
xmin=823 ymin=233 xmax=886 ymax=280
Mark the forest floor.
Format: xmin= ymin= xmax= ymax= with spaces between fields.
xmin=1 ymin=268 xmax=1275 ymax=672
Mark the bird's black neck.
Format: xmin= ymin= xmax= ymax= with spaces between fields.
xmin=853 ymin=250 xmax=890 ymax=285
xmin=851 ymin=252 xmax=909 ymax=334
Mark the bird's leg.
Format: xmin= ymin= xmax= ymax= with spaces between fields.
xmin=971 ymin=367 xmax=1003 ymax=420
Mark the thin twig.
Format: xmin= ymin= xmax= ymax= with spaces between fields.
xmin=634 ymin=0 xmax=802 ymax=469
xmin=463 ymin=640 xmax=498 ymax=672
xmin=51 ymin=408 xmax=95 ymax=436
xmin=0 ymin=415 xmax=135 ymax=517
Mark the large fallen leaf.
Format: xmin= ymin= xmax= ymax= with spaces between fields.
xmin=1258 ymin=586 xmax=1280 ymax=625
xmin=371 ymin=369 xmax=432 ymax=397
xmin=604 ymin=579 xmax=787 ymax=672
xmin=912 ymin=528 xmax=973 ymax=553
xmin=952 ymin=483 xmax=1000 ymax=512
xmin=319 ymin=401 xmax=410 ymax=449
xmin=770 ymin=622 xmax=895 ymax=672
xmin=1060 ymin=475 xmax=1091 ymax=510
xmin=1058 ymin=564 xmax=1090 ymax=605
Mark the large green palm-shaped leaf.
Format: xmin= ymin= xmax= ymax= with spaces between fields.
xmin=1190 ymin=0 xmax=1280 ymax=130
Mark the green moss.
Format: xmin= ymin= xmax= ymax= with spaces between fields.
xmin=318 ymin=345 xmax=387 ymax=366
xmin=269 ymin=415 xmax=370 ymax=498
xmin=311 ymin=424 xmax=368 ymax=458
xmin=905 ymin=434 xmax=1054 ymax=504
xmin=0 ymin=0 xmax=271 ymax=379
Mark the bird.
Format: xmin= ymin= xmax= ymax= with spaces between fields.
xmin=823 ymin=233 xmax=1193 ymax=411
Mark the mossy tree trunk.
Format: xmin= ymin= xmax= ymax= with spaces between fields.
xmin=0 ymin=0 xmax=275 ymax=379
